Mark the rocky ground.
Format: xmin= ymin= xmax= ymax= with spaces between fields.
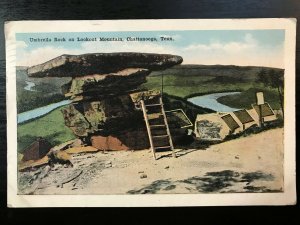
xmin=18 ymin=128 xmax=283 ymax=195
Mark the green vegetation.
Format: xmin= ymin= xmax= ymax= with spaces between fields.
xmin=143 ymin=65 xmax=282 ymax=109
xmin=144 ymin=74 xmax=244 ymax=98
xmin=256 ymin=68 xmax=284 ymax=113
xmin=217 ymin=87 xmax=281 ymax=110
xmin=142 ymin=74 xmax=254 ymax=98
xmin=17 ymin=90 xmax=66 ymax=113
xmin=17 ymin=106 xmax=76 ymax=153
xmin=17 ymin=64 xmax=283 ymax=153
xmin=16 ymin=68 xmax=70 ymax=113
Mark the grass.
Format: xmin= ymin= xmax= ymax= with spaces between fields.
xmin=17 ymin=106 xmax=76 ymax=153
xmin=217 ymin=87 xmax=281 ymax=110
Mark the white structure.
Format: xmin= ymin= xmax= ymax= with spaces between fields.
xmin=194 ymin=113 xmax=239 ymax=141
xmin=250 ymin=102 xmax=278 ymax=123
xmin=231 ymin=109 xmax=256 ymax=130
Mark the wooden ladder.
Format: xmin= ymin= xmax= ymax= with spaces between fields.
xmin=141 ymin=96 xmax=176 ymax=160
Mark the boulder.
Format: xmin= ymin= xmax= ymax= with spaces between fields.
xmin=22 ymin=138 xmax=52 ymax=161
xmin=18 ymin=155 xmax=50 ymax=172
xmin=91 ymin=135 xmax=130 ymax=151
xmin=91 ymin=128 xmax=149 ymax=151
xmin=61 ymin=95 xmax=145 ymax=137
xmin=62 ymin=68 xmax=150 ymax=97
xmin=194 ymin=113 xmax=236 ymax=141
xmin=61 ymin=105 xmax=91 ymax=136
xmin=64 ymin=146 xmax=99 ymax=154
xmin=27 ymin=53 xmax=183 ymax=78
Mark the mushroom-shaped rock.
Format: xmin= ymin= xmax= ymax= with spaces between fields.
xmin=27 ymin=52 xmax=183 ymax=77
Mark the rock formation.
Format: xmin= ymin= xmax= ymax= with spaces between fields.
xmin=27 ymin=53 xmax=183 ymax=78
xmin=28 ymin=53 xmax=183 ymax=150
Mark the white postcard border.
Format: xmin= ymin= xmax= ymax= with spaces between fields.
xmin=5 ymin=18 xmax=296 ymax=207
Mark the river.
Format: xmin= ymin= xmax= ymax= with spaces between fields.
xmin=187 ymin=92 xmax=241 ymax=112
xmin=17 ymin=99 xmax=72 ymax=124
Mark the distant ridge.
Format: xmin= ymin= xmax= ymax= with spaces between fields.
xmin=150 ymin=64 xmax=284 ymax=83
xmin=169 ymin=64 xmax=283 ymax=70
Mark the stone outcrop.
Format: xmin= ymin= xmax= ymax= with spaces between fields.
xmin=28 ymin=52 xmax=183 ymax=150
xmin=22 ymin=138 xmax=52 ymax=161
xmin=27 ymin=53 xmax=183 ymax=78
xmin=62 ymin=68 xmax=151 ymax=98
xmin=61 ymin=95 xmax=142 ymax=137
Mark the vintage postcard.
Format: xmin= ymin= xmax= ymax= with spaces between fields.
xmin=5 ymin=19 xmax=296 ymax=207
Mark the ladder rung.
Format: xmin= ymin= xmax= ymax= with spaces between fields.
xmin=150 ymin=124 xmax=165 ymax=127
xmin=147 ymin=113 xmax=163 ymax=120
xmin=148 ymin=113 xmax=162 ymax=116
xmin=154 ymin=146 xmax=171 ymax=150
xmin=145 ymin=103 xmax=161 ymax=107
xmin=152 ymin=134 xmax=169 ymax=138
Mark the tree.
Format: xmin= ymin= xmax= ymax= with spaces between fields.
xmin=257 ymin=69 xmax=284 ymax=117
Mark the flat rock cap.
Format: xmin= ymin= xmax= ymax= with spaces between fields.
xmin=27 ymin=52 xmax=183 ymax=77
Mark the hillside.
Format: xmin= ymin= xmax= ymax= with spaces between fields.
xmin=150 ymin=64 xmax=282 ymax=80
xmin=143 ymin=64 xmax=282 ymax=109
xmin=16 ymin=67 xmax=70 ymax=113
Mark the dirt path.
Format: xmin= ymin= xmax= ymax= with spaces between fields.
xmin=21 ymin=128 xmax=283 ymax=194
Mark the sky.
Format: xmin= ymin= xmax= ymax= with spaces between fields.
xmin=16 ymin=30 xmax=285 ymax=68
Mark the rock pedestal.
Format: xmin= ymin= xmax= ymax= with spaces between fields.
xmin=28 ymin=53 xmax=183 ymax=150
